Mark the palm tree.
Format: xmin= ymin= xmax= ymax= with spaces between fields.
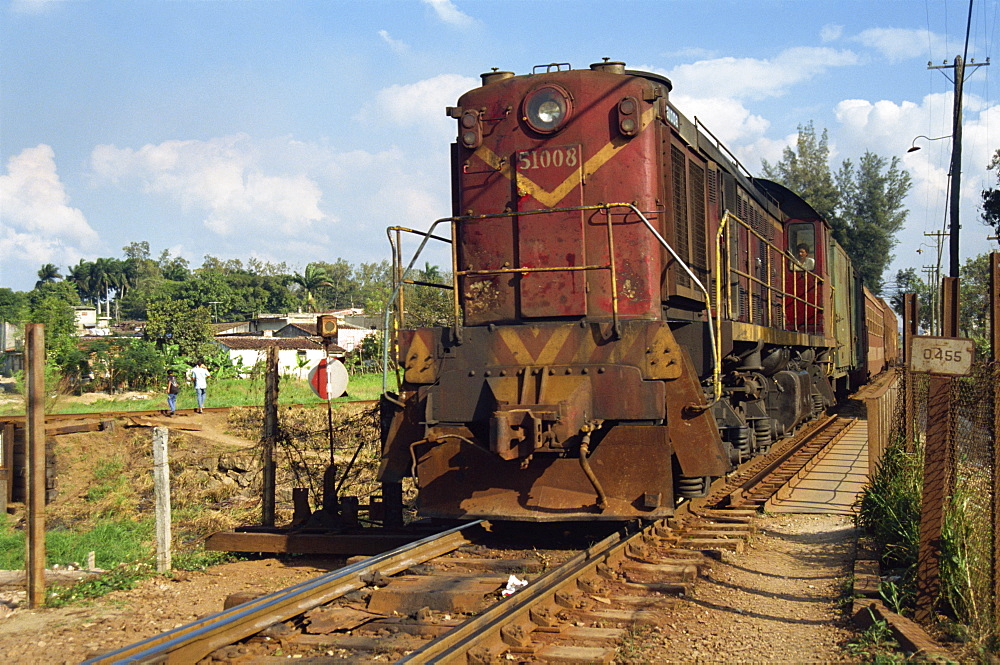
xmin=90 ymin=257 xmax=118 ymax=319
xmin=290 ymin=264 xmax=333 ymax=312
xmin=35 ymin=263 xmax=62 ymax=288
xmin=67 ymin=260 xmax=94 ymax=305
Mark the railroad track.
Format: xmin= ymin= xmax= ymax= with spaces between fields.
xmin=84 ymin=416 xmax=856 ymax=663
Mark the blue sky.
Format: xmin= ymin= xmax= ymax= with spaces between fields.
xmin=2 ymin=0 xmax=999 ymax=293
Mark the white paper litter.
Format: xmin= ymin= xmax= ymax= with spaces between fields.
xmin=500 ymin=574 xmax=528 ymax=597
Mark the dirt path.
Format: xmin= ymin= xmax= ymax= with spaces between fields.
xmin=625 ymin=513 xmax=858 ymax=662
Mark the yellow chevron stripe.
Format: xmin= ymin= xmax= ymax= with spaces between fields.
xmin=472 ymin=107 xmax=656 ymax=208
xmin=495 ymin=327 xmax=574 ymax=366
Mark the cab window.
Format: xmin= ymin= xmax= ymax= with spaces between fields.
xmin=787 ymin=223 xmax=816 ymax=272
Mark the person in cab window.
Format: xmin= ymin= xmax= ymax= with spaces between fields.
xmin=795 ymin=243 xmax=815 ymax=271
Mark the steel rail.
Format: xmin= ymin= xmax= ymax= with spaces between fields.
xmin=724 ymin=415 xmax=848 ymax=506
xmin=84 ymin=521 xmax=486 ymax=664
xmin=399 ymin=522 xmax=645 ymax=663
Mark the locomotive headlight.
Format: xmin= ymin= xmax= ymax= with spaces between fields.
xmin=523 ymin=85 xmax=572 ymax=133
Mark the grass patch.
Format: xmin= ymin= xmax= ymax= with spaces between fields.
xmin=45 ymin=562 xmax=158 ymax=607
xmin=0 ymin=514 xmax=152 ymax=570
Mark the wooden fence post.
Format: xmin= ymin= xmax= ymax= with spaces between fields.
xmin=25 ymin=324 xmax=46 ymax=609
xmin=153 ymin=426 xmax=171 ymax=573
xmin=262 ymin=346 xmax=278 ymax=527
xmin=916 ymin=375 xmax=953 ymax=623
xmin=903 ymin=294 xmax=918 ymax=448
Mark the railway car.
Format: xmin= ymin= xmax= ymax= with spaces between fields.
xmin=378 ymin=60 xmax=896 ymax=522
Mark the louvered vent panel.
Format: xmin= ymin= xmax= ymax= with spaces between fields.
xmin=689 ymin=162 xmax=708 ymax=276
xmin=671 ymin=146 xmax=690 ymax=288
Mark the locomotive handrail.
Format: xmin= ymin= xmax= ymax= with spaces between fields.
xmin=384 ymin=203 xmax=721 ymax=398
xmin=716 ymin=210 xmax=825 ymax=336
xmin=625 ymin=204 xmax=721 ymax=400
xmin=382 ymin=219 xmax=455 ymax=393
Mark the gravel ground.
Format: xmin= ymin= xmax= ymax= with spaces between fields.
xmin=622 ymin=513 xmax=860 ymax=662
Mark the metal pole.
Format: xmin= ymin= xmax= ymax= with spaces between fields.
xmin=25 ymin=323 xmax=46 ymax=608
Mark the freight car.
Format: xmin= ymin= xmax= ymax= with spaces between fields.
xmin=378 ymin=60 xmax=896 ymax=522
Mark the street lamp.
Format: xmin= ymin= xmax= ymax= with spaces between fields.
xmin=907 ymin=135 xmax=951 ymax=153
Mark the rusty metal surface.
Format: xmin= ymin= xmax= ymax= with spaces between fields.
xmin=455 ymin=69 xmax=665 ymax=324
xmin=414 ymin=426 xmax=673 ymax=521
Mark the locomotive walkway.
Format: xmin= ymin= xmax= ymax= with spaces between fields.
xmin=767 ymin=419 xmax=869 ymax=515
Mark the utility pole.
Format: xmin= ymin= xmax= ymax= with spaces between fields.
xmin=928 ymin=54 xmax=989 ymax=277
xmin=921 ymin=265 xmax=940 ymax=334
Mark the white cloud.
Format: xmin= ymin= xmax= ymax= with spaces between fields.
xmin=830 ymin=91 xmax=1000 ymax=270
xmin=820 ymin=24 xmax=843 ymax=43
xmin=91 ymin=135 xmax=328 ymax=237
xmin=0 ymin=144 xmax=98 ymax=267
xmin=362 ymin=73 xmax=479 ymax=133
xmin=853 ymin=28 xmax=947 ymax=64
xmin=666 ymin=47 xmax=860 ymax=101
xmin=670 ymin=94 xmax=771 ymax=146
xmin=422 ymin=0 xmax=476 ymax=28
xmin=378 ymin=30 xmax=409 ymax=54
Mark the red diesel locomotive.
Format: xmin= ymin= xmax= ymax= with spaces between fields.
xmin=378 ymin=60 xmax=896 ymax=522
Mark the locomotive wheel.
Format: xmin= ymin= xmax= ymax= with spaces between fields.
xmin=677 ymin=475 xmax=711 ymax=498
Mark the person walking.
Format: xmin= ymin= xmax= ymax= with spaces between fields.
xmin=165 ymin=369 xmax=180 ymax=416
xmin=186 ymin=360 xmax=211 ymax=413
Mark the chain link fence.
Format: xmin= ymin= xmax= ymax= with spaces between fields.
xmin=889 ymin=360 xmax=999 ymax=641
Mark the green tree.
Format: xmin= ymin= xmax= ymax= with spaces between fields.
xmin=66 ymin=260 xmax=95 ymax=307
xmin=356 ymin=261 xmax=392 ymax=315
xmin=761 ymin=122 xmax=839 ymax=222
xmin=958 ymin=253 xmax=992 ymax=340
xmin=35 ymin=263 xmax=62 ymax=289
xmin=404 ymin=263 xmax=453 ymax=327
xmin=981 ymin=148 xmax=1000 ymax=237
xmin=0 ymin=288 xmax=27 ymax=323
xmin=887 ymin=267 xmax=934 ymax=332
xmin=312 ymin=259 xmax=358 ymax=308
xmin=24 ymin=281 xmax=80 ymax=366
xmin=145 ymin=300 xmax=214 ymax=361
xmin=157 ymin=249 xmax=190 ymax=281
xmin=834 ymin=152 xmax=912 ymax=294
xmin=290 ymin=264 xmax=333 ymax=312
xmin=108 ymin=339 xmax=165 ymax=391
xmin=762 ymin=124 xmax=912 ymax=295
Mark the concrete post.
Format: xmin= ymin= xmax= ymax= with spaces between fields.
xmin=153 ymin=426 xmax=171 ymax=573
